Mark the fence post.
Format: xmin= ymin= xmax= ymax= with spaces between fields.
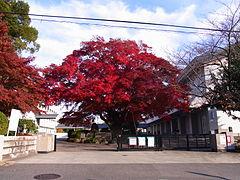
xmin=196 ymin=136 xmax=198 ymax=148
xmin=0 ymin=135 xmax=4 ymax=161
xmin=54 ymin=135 xmax=57 ymax=152
xmin=168 ymin=136 xmax=171 ymax=148
xmin=186 ymin=135 xmax=190 ymax=151
xmin=157 ymin=135 xmax=162 ymax=151
xmin=204 ymin=135 xmax=207 ymax=148
xmin=177 ymin=135 xmax=180 ymax=148
xmin=210 ymin=134 xmax=217 ymax=152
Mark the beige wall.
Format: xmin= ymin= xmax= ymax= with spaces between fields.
xmin=0 ymin=136 xmax=37 ymax=161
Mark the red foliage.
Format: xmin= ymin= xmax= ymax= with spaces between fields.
xmin=0 ymin=20 xmax=45 ymax=116
xmin=43 ymin=37 xmax=189 ymax=128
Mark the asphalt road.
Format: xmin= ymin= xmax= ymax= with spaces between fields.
xmin=1 ymin=141 xmax=240 ymax=180
xmin=0 ymin=163 xmax=239 ymax=180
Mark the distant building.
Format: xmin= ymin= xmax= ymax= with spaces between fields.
xmin=23 ymin=105 xmax=59 ymax=134
xmin=35 ymin=114 xmax=58 ymax=134
xmin=147 ymin=54 xmax=240 ymax=136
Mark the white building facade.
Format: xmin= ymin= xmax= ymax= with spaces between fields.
xmin=24 ymin=105 xmax=59 ymax=134
xmin=147 ymin=55 xmax=240 ymax=137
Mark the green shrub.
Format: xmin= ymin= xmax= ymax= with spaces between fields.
xmin=84 ymin=134 xmax=96 ymax=143
xmin=18 ymin=119 xmax=37 ymax=134
xmin=0 ymin=112 xmax=8 ymax=135
xmin=75 ymin=130 xmax=81 ymax=139
xmin=68 ymin=129 xmax=75 ymax=138
xmin=68 ymin=129 xmax=82 ymax=139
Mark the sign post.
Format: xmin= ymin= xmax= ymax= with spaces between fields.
xmin=7 ymin=109 xmax=22 ymax=136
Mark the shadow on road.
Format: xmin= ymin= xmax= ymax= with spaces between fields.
xmin=187 ymin=171 xmax=231 ymax=180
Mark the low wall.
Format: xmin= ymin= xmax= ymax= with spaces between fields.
xmin=0 ymin=135 xmax=37 ymax=161
xmin=37 ymin=134 xmax=55 ymax=152
xmin=214 ymin=133 xmax=240 ymax=151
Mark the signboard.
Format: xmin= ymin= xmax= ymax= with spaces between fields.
xmin=8 ymin=109 xmax=22 ymax=133
xmin=138 ymin=137 xmax=146 ymax=146
xmin=128 ymin=137 xmax=137 ymax=146
xmin=147 ymin=136 xmax=155 ymax=147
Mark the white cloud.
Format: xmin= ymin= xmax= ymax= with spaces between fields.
xmin=28 ymin=0 xmax=203 ymax=67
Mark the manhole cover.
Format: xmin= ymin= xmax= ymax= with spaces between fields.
xmin=33 ymin=174 xmax=61 ymax=180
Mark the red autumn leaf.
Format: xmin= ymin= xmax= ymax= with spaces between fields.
xmin=43 ymin=37 xmax=189 ymax=136
xmin=0 ymin=20 xmax=45 ymax=116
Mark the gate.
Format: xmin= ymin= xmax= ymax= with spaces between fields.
xmin=117 ymin=134 xmax=213 ymax=151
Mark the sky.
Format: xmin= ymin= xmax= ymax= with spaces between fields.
xmin=26 ymin=0 xmax=233 ymax=68
xmin=24 ymin=0 xmax=236 ymax=118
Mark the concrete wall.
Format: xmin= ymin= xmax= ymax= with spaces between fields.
xmin=217 ymin=110 xmax=240 ymax=134
xmin=0 ymin=134 xmax=56 ymax=161
xmin=0 ymin=136 xmax=37 ymax=161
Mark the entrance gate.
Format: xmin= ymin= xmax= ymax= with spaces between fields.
xmin=117 ymin=134 xmax=214 ymax=151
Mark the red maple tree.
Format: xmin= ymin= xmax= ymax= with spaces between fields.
xmin=0 ymin=20 xmax=45 ymax=116
xmin=44 ymin=37 xmax=188 ymax=136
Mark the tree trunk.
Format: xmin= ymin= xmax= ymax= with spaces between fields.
xmin=100 ymin=110 xmax=137 ymax=142
xmin=105 ymin=122 xmax=122 ymax=142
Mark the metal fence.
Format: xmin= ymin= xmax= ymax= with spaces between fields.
xmin=117 ymin=134 xmax=213 ymax=151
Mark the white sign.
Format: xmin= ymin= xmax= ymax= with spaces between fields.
xmin=147 ymin=136 xmax=155 ymax=147
xmin=8 ymin=109 xmax=22 ymax=132
xmin=128 ymin=137 xmax=137 ymax=146
xmin=138 ymin=137 xmax=146 ymax=146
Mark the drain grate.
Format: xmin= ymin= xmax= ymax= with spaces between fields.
xmin=33 ymin=174 xmax=61 ymax=180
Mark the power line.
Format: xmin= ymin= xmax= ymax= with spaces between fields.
xmin=0 ymin=11 xmax=240 ymax=33
xmin=31 ymin=18 xmax=216 ymax=35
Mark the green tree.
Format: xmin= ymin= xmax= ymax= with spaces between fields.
xmin=0 ymin=111 xmax=8 ymax=135
xmin=0 ymin=0 xmax=39 ymax=54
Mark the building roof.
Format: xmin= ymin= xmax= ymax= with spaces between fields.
xmin=35 ymin=114 xmax=58 ymax=119
xmin=56 ymin=123 xmax=85 ymax=129
xmin=178 ymin=53 xmax=212 ymax=82
xmin=97 ymin=123 xmax=109 ymax=129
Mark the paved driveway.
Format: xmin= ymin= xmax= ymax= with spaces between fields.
xmin=56 ymin=140 xmax=117 ymax=152
xmin=12 ymin=140 xmax=240 ymax=164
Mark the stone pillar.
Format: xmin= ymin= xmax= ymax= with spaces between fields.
xmin=0 ymin=135 xmax=4 ymax=161
xmin=212 ymin=134 xmax=227 ymax=152
xmin=177 ymin=118 xmax=181 ymax=134
xmin=187 ymin=115 xmax=192 ymax=134
xmin=157 ymin=124 xmax=160 ymax=134
xmin=152 ymin=125 xmax=155 ymax=134
xmin=159 ymin=123 xmax=162 ymax=135
xmin=170 ymin=121 xmax=173 ymax=134
xmin=164 ymin=122 xmax=167 ymax=134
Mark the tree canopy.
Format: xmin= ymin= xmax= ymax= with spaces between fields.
xmin=0 ymin=0 xmax=39 ymax=54
xmin=43 ymin=37 xmax=188 ymax=136
xmin=0 ymin=20 xmax=45 ymax=116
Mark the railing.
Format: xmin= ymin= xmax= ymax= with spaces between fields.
xmin=117 ymin=134 xmax=213 ymax=151
xmin=161 ymin=134 xmax=211 ymax=150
